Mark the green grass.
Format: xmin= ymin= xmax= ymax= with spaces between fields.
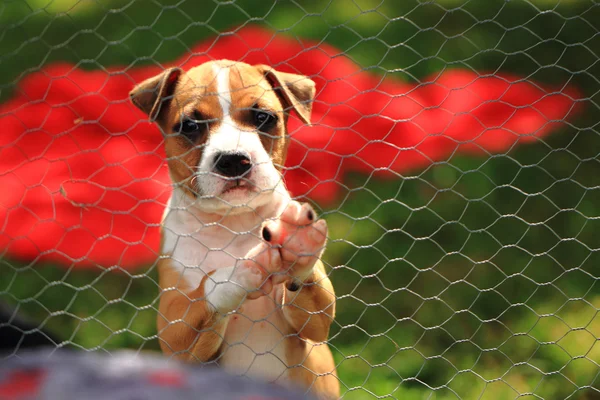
xmin=1 ymin=0 xmax=600 ymax=399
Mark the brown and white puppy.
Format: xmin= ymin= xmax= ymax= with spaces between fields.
xmin=129 ymin=60 xmax=339 ymax=399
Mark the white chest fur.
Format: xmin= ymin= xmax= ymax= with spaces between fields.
xmin=161 ymin=188 xmax=292 ymax=383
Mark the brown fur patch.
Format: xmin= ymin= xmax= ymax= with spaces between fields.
xmin=282 ymin=260 xmax=339 ymax=399
xmin=287 ymin=340 xmax=339 ymax=400
xmin=160 ymin=64 xmax=221 ymax=197
xmin=156 ymin=260 xmax=228 ymax=362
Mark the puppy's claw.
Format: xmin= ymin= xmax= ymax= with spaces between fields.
xmin=280 ymin=201 xmax=316 ymax=226
xmin=262 ymin=227 xmax=272 ymax=242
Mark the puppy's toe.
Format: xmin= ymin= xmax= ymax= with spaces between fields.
xmin=280 ymin=201 xmax=316 ymax=226
xmin=307 ymin=218 xmax=328 ymax=246
xmin=234 ymin=261 xmax=268 ymax=298
xmin=280 ymin=219 xmax=327 ymax=271
xmin=237 ymin=242 xmax=281 ymax=299
xmin=245 ymin=240 xmax=282 ymax=275
xmin=260 ymin=219 xmax=287 ymax=247
xmin=263 ymin=207 xmax=325 ymax=247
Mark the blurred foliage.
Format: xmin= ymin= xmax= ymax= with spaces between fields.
xmin=1 ymin=0 xmax=600 ymax=399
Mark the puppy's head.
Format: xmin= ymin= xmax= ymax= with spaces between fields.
xmin=129 ymin=60 xmax=315 ymax=214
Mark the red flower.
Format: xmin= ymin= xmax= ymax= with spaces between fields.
xmin=0 ymin=26 xmax=582 ymax=269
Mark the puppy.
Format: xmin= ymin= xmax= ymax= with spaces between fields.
xmin=129 ymin=60 xmax=339 ymax=398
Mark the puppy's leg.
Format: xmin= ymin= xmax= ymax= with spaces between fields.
xmin=156 ymin=243 xmax=280 ymax=362
xmin=263 ymin=202 xmax=336 ymax=343
xmin=263 ymin=202 xmax=339 ymax=399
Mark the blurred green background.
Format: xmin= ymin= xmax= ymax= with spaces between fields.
xmin=1 ymin=0 xmax=599 ymax=399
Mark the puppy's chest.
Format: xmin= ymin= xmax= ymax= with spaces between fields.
xmin=165 ymin=222 xmax=262 ymax=288
xmin=163 ymin=212 xmax=292 ymax=382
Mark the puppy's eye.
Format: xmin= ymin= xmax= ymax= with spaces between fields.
xmin=253 ymin=110 xmax=277 ymax=131
xmin=181 ymin=120 xmax=200 ymax=134
xmin=173 ymin=118 xmax=206 ymax=140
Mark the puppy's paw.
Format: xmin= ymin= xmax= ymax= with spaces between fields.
xmin=261 ymin=201 xmax=327 ymax=285
xmin=205 ymin=243 xmax=280 ymax=313
xmin=237 ymin=241 xmax=282 ymax=299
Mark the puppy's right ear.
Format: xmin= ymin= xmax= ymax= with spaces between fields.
xmin=129 ymin=67 xmax=182 ymax=121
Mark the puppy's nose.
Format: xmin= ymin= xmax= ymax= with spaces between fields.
xmin=214 ymin=152 xmax=252 ymax=178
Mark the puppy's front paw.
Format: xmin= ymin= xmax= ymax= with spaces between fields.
xmin=261 ymin=201 xmax=327 ymax=285
xmin=238 ymin=241 xmax=282 ymax=299
xmin=205 ymin=244 xmax=280 ymax=313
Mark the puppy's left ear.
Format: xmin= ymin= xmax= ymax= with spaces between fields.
xmin=129 ymin=67 xmax=182 ymax=122
xmin=256 ymin=65 xmax=316 ymax=125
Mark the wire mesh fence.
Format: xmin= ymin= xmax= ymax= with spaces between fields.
xmin=0 ymin=0 xmax=599 ymax=399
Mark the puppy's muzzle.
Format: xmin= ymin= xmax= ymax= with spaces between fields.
xmin=213 ymin=152 xmax=253 ymax=179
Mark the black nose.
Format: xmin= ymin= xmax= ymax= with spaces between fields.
xmin=214 ymin=152 xmax=252 ymax=178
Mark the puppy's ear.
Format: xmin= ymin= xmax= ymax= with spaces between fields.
xmin=129 ymin=67 xmax=182 ymax=121
xmin=256 ymin=65 xmax=316 ymax=125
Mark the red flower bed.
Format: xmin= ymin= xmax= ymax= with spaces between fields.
xmin=0 ymin=26 xmax=582 ymax=269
